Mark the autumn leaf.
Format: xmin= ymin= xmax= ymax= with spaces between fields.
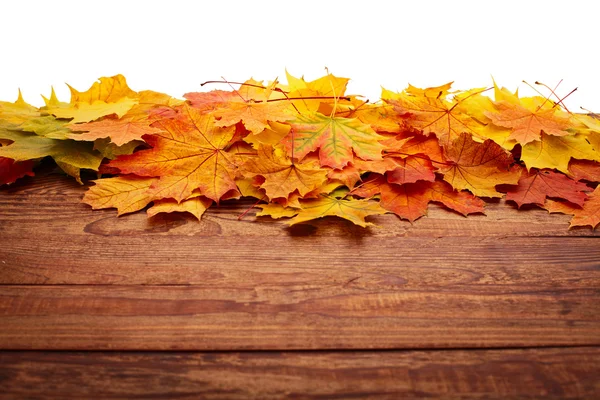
xmin=45 ymin=75 xmax=138 ymax=123
xmin=504 ymin=167 xmax=589 ymax=208
xmin=353 ymin=174 xmax=484 ymax=222
xmin=485 ymin=87 xmax=571 ymax=145
xmin=440 ymin=133 xmax=521 ymax=197
xmin=83 ymin=175 xmax=156 ymax=215
xmin=242 ymin=145 xmax=328 ymax=200
xmin=544 ymin=186 xmax=600 ymax=229
xmin=521 ymin=132 xmax=600 ymax=174
xmin=107 ymin=105 xmax=239 ymax=202
xmin=68 ymin=114 xmax=165 ymax=146
xmin=385 ymin=83 xmax=487 ymax=146
xmin=264 ymin=189 xmax=386 ymax=227
xmin=568 ymin=159 xmax=600 ymax=182
xmin=0 ymin=91 xmax=39 ymax=128
xmin=147 ymin=196 xmax=213 ymax=220
xmin=284 ymin=111 xmax=385 ymax=169
xmin=0 ymin=130 xmax=103 ymax=182
xmin=0 ymin=156 xmax=35 ymax=185
xmin=186 ymin=79 xmax=296 ymax=134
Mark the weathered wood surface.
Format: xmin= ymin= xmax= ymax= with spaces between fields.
xmin=0 ymin=283 xmax=598 ymax=350
xmin=1 ymin=172 xmax=599 ymax=396
xmin=1 ymin=348 xmax=599 ymax=399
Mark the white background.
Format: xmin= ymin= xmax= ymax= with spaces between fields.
xmin=1 ymin=0 xmax=597 ymax=110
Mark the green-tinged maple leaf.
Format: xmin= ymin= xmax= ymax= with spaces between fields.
xmin=107 ymin=105 xmax=239 ymax=202
xmin=0 ymin=91 xmax=39 ymax=128
xmin=242 ymin=145 xmax=328 ymax=200
xmin=147 ymin=196 xmax=212 ymax=220
xmin=544 ymin=186 xmax=600 ymax=229
xmin=283 ymin=111 xmax=385 ymax=169
xmin=521 ymin=132 xmax=600 ymax=173
xmin=0 ymin=130 xmax=103 ymax=182
xmin=353 ymin=174 xmax=485 ymax=222
xmin=83 ymin=175 xmax=156 ymax=215
xmin=44 ymin=75 xmax=139 ymax=123
xmin=258 ymin=188 xmax=386 ymax=227
xmin=504 ymin=167 xmax=589 ymax=208
xmin=440 ymin=132 xmax=521 ymax=197
xmin=93 ymin=138 xmax=142 ymax=160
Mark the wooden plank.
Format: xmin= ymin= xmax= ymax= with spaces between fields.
xmin=0 ymin=348 xmax=598 ymax=399
xmin=0 ymin=285 xmax=598 ymax=350
xmin=1 ymin=174 xmax=600 ymax=285
xmin=1 ymin=172 xmax=599 ymax=239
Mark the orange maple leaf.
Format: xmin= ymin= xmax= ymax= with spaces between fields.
xmin=485 ymin=98 xmax=571 ymax=145
xmin=242 ymin=145 xmax=328 ymax=200
xmin=544 ymin=186 xmax=600 ymax=229
xmin=186 ymin=79 xmax=296 ymax=134
xmin=107 ymin=105 xmax=239 ymax=202
xmin=568 ymin=159 xmax=600 ymax=182
xmin=385 ymin=83 xmax=487 ymax=146
xmin=353 ymin=174 xmax=485 ymax=222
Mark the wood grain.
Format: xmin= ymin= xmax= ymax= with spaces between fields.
xmin=1 ymin=284 xmax=598 ymax=350
xmin=1 ymin=348 xmax=599 ymax=399
xmin=1 ymin=173 xmax=600 ymax=286
xmin=1 ymin=171 xmax=599 ymax=396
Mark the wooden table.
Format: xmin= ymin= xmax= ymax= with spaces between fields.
xmin=1 ymin=170 xmax=599 ymax=399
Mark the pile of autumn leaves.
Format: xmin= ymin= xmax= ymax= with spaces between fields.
xmin=1 ymin=73 xmax=600 ymax=229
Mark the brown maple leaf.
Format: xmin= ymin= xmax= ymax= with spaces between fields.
xmin=504 ymin=167 xmax=589 ymax=208
xmin=440 ymin=133 xmax=521 ymax=197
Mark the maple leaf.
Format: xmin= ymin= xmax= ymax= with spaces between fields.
xmin=439 ymin=133 xmax=521 ymax=197
xmin=242 ymin=145 xmax=328 ymax=200
xmin=521 ymin=132 xmax=600 ymax=174
xmin=326 ymin=163 xmax=362 ymax=190
xmin=0 ymin=130 xmax=103 ymax=182
xmin=544 ymin=186 xmax=600 ymax=229
xmin=83 ymin=175 xmax=156 ymax=215
xmin=353 ymin=174 xmax=484 ymax=222
xmin=45 ymin=75 xmax=138 ymax=123
xmin=485 ymin=99 xmax=571 ymax=145
xmin=66 ymin=90 xmax=181 ymax=146
xmin=187 ymin=79 xmax=296 ymax=134
xmin=283 ymin=111 xmax=385 ymax=169
xmin=68 ymin=114 xmax=165 ymax=146
xmin=385 ymin=83 xmax=487 ymax=146
xmin=107 ymin=105 xmax=239 ymax=202
xmin=258 ymin=189 xmax=386 ymax=227
xmin=504 ymin=167 xmax=589 ymax=208
xmin=0 ymin=156 xmax=35 ymax=185
xmin=147 ymin=196 xmax=212 ymax=221
xmin=0 ymin=91 xmax=39 ymax=128
xmin=283 ymin=70 xmax=350 ymax=113
xmin=568 ymin=159 xmax=600 ymax=182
